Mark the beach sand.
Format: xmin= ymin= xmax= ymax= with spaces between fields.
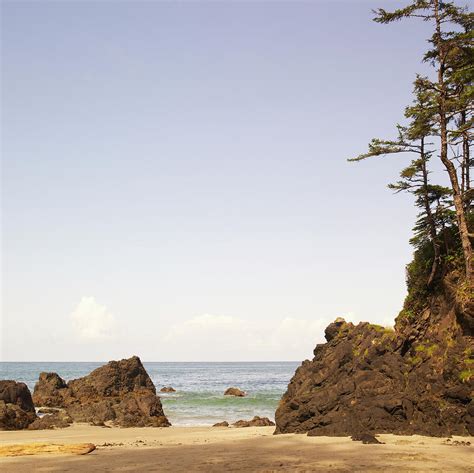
xmin=0 ymin=423 xmax=471 ymax=472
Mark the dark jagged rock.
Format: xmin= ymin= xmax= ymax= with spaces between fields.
xmin=275 ymin=271 xmax=473 ymax=437
xmin=0 ymin=381 xmax=37 ymax=430
xmin=67 ymin=355 xmax=156 ymax=399
xmin=32 ymin=372 xmax=69 ymax=407
xmin=233 ymin=416 xmax=275 ymax=427
xmin=0 ymin=380 xmax=35 ymax=413
xmin=33 ymin=356 xmax=171 ymax=428
xmin=324 ymin=317 xmax=347 ymax=342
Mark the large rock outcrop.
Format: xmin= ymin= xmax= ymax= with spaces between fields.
xmin=0 ymin=381 xmax=37 ymax=430
xmin=33 ymin=356 xmax=170 ymax=428
xmin=275 ymin=272 xmax=473 ymax=437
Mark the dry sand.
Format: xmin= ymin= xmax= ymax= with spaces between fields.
xmin=0 ymin=423 xmax=472 ymax=472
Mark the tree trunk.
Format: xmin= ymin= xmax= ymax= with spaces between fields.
xmin=434 ymin=0 xmax=473 ymax=281
xmin=461 ymin=110 xmax=471 ymax=212
xmin=420 ymin=139 xmax=440 ymax=286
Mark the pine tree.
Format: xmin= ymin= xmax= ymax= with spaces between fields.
xmin=373 ymin=0 xmax=473 ymax=280
xmin=350 ymin=83 xmax=449 ymax=286
xmin=443 ymin=16 xmax=474 ymax=212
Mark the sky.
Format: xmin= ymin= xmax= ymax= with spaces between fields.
xmin=0 ymin=0 xmax=450 ymax=361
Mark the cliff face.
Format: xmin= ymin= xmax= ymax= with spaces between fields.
xmin=275 ymin=271 xmax=473 ymax=437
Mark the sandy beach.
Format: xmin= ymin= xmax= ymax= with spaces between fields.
xmin=0 ymin=424 xmax=471 ymax=472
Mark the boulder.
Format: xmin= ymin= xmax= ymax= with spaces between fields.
xmin=32 ymin=356 xmax=171 ymax=428
xmin=233 ymin=416 xmax=275 ymax=427
xmin=28 ymin=410 xmax=73 ymax=430
xmin=160 ymin=386 xmax=176 ymax=393
xmin=0 ymin=381 xmax=37 ymax=430
xmin=224 ymin=387 xmax=246 ymax=397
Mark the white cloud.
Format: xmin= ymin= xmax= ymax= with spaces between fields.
xmin=164 ymin=314 xmax=245 ymax=341
xmin=70 ymin=297 xmax=117 ymax=341
xmin=161 ymin=313 xmax=358 ymax=361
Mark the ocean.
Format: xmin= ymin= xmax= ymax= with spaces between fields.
xmin=0 ymin=361 xmax=299 ymax=426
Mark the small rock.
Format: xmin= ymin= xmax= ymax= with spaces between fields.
xmin=444 ymin=439 xmax=471 ymax=446
xmin=224 ymin=387 xmax=246 ymax=397
xmin=233 ymin=416 xmax=275 ymax=427
xmin=160 ymin=387 xmax=176 ymax=393
xmin=351 ymin=433 xmax=384 ymax=444
xmin=212 ymin=421 xmax=229 ymax=427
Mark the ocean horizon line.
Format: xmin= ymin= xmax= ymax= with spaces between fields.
xmin=0 ymin=360 xmax=301 ymax=364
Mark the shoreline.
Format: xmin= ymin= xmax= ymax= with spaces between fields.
xmin=0 ymin=424 xmax=472 ymax=472
xmin=0 ymin=360 xmax=293 ymax=429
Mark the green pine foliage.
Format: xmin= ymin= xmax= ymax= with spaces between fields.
xmin=349 ymin=0 xmax=473 ymax=296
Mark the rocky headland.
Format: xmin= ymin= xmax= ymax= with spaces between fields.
xmin=275 ymin=269 xmax=473 ymax=437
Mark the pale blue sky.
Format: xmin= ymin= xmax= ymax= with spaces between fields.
xmin=1 ymin=0 xmax=445 ymax=361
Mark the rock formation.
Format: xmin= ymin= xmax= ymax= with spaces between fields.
xmin=0 ymin=381 xmax=37 ymax=430
xmin=33 ymin=356 xmax=170 ymax=428
xmin=275 ymin=270 xmax=473 ymax=437
xmin=212 ymin=421 xmax=229 ymax=427
xmin=224 ymin=387 xmax=246 ymax=397
xmin=32 ymin=372 xmax=69 ymax=407
xmin=28 ymin=409 xmax=73 ymax=430
xmin=160 ymin=386 xmax=176 ymax=393
xmin=233 ymin=416 xmax=275 ymax=427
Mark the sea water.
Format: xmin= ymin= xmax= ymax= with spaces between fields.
xmin=0 ymin=362 xmax=299 ymax=426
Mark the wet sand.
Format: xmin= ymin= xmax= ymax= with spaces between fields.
xmin=0 ymin=423 xmax=471 ymax=472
